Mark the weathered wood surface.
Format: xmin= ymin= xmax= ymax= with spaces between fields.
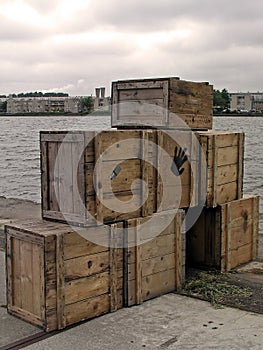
xmin=187 ymin=195 xmax=259 ymax=272
xmin=5 ymin=220 xmax=122 ymax=332
xmin=111 ymin=77 xmax=213 ymax=129
xmin=125 ymin=210 xmax=185 ymax=306
xmin=197 ymin=131 xmax=244 ymax=207
xmin=41 ymin=130 xmax=158 ymax=226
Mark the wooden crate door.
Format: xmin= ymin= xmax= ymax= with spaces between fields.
xmin=112 ymin=80 xmax=169 ymax=126
xmin=6 ymin=232 xmax=45 ymax=326
xmin=41 ymin=133 xmax=86 ymax=224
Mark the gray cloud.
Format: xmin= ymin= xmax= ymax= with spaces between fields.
xmin=0 ymin=0 xmax=263 ymax=95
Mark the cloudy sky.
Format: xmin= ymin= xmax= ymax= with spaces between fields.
xmin=0 ymin=0 xmax=262 ymax=96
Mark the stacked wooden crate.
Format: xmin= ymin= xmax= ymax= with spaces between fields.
xmin=5 ymin=76 xmax=259 ymax=332
xmin=6 ymin=221 xmax=123 ymax=331
xmin=110 ymin=76 xmax=259 ymax=273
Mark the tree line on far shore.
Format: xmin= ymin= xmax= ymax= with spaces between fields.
xmin=0 ymin=92 xmax=69 ymax=98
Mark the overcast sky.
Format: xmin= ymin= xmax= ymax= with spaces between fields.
xmin=0 ymin=0 xmax=262 ymax=96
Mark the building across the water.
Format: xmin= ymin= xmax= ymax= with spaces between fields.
xmin=230 ymin=92 xmax=263 ymax=112
xmin=6 ymin=88 xmax=110 ymax=114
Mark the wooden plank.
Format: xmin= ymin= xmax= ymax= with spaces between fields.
xmin=84 ymin=131 xmax=95 ymax=163
xmin=20 ymin=240 xmax=33 ymax=313
xmin=64 ymin=294 xmax=110 ymax=326
xmin=211 ymin=135 xmax=217 ymax=207
xmin=63 ymin=230 xmax=109 ymax=260
xmin=40 ymin=141 xmax=48 ymax=212
xmin=252 ymin=196 xmax=259 ymax=259
xmin=114 ymin=80 xmax=168 ymax=90
xmin=48 ymin=142 xmax=60 ymax=212
xmin=40 ymin=132 xmax=84 ymax=143
xmin=99 ymin=159 xmax=141 ymax=193
xmin=6 ymin=235 xmax=14 ymax=309
xmin=198 ymin=131 xmax=240 ymax=148
xmin=208 ymin=181 xmax=238 ymax=206
xmin=71 ymin=137 xmax=86 ymax=219
xmin=174 ymin=211 xmax=183 ymax=290
xmin=118 ymin=102 xmax=165 ymax=118
xmin=225 ymin=203 xmax=232 ymax=272
xmin=119 ymin=88 xmax=164 ymax=100
xmin=111 ymin=82 xmax=119 ymax=123
xmin=94 ymin=133 xmax=104 ymax=222
xmin=229 ymin=222 xmax=254 ymax=249
xmin=64 ymin=272 xmax=110 ymax=305
xmin=12 ymin=238 xmax=23 ymax=308
xmin=237 ymin=133 xmax=244 ymax=198
xmin=99 ymin=131 xmax=141 ymax=160
xmin=64 ymin=251 xmax=109 ymax=280
xmin=142 ymin=269 xmax=176 ymax=301
xmin=229 ymin=243 xmax=253 ymax=270
xmin=57 ymin=142 xmax=74 ymax=215
xmin=216 ymin=146 xmax=239 ymax=166
xmin=6 ymin=227 xmax=44 ymax=245
xmin=128 ymin=253 xmax=175 ymax=280
xmin=32 ymin=243 xmax=44 ymax=318
xmin=8 ymin=306 xmax=45 ymax=329
xmin=128 ymin=233 xmax=175 ymax=263
xmin=141 ymin=131 xmax=153 ymax=217
xmin=207 ymin=164 xmax=238 ymax=186
xmin=109 ymin=224 xmax=120 ymax=312
xmin=135 ymin=219 xmax=143 ymax=305
xmin=101 ymin=190 xmax=142 ymax=222
xmin=56 ymin=233 xmax=65 ymax=329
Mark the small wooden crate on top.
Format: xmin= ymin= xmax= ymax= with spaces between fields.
xmin=120 ymin=209 xmax=185 ymax=306
xmin=186 ymin=195 xmax=259 ymax=272
xmin=197 ymin=130 xmax=245 ymax=207
xmin=6 ymin=220 xmax=123 ymax=331
xmin=111 ymin=77 xmax=213 ymax=130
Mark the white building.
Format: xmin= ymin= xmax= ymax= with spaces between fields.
xmin=7 ymin=96 xmax=82 ymax=114
xmin=230 ymin=92 xmax=263 ymax=112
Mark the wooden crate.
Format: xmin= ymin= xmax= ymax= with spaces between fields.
xmin=41 ymin=129 xmax=202 ymax=227
xmin=186 ymin=195 xmax=259 ymax=272
xmin=41 ymin=130 xmax=157 ymax=226
xmin=121 ymin=210 xmax=185 ymax=306
xmin=6 ymin=220 xmax=123 ymax=331
xmin=111 ymin=77 xmax=213 ymax=129
xmin=197 ymin=130 xmax=244 ymax=207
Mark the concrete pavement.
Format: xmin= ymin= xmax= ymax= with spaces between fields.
xmin=24 ymin=293 xmax=263 ymax=350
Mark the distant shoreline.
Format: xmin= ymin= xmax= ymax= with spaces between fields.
xmin=0 ymin=111 xmax=111 ymax=117
xmin=1 ymin=112 xmax=262 ymax=118
xmin=215 ymin=114 xmax=263 ymax=117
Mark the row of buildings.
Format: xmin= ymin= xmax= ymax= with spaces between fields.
xmin=1 ymin=90 xmax=263 ymax=114
xmin=1 ymin=87 xmax=110 ymax=114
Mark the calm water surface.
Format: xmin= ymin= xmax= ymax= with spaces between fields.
xmin=0 ymin=115 xmax=262 ymax=232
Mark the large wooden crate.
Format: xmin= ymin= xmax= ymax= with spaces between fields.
xmin=197 ymin=130 xmax=244 ymax=207
xmin=111 ymin=77 xmax=213 ymax=129
xmin=6 ymin=220 xmax=123 ymax=331
xmin=121 ymin=210 xmax=185 ymax=306
xmin=41 ymin=129 xmax=202 ymax=227
xmin=186 ymin=195 xmax=259 ymax=272
xmin=41 ymin=130 xmax=157 ymax=226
